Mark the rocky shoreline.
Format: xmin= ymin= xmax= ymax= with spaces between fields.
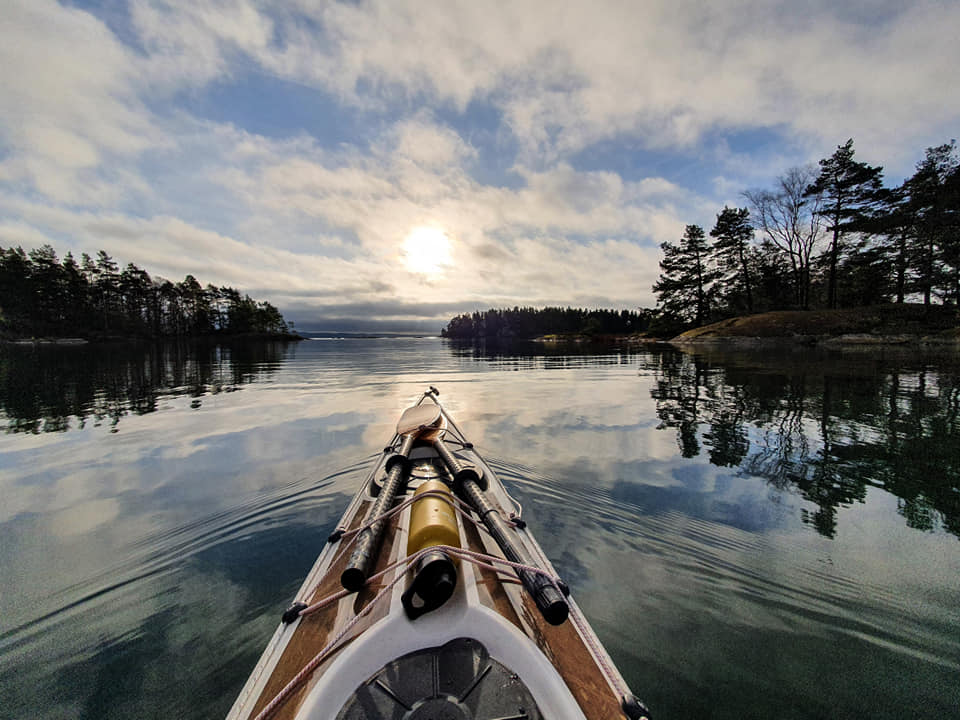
xmin=667 ymin=305 xmax=960 ymax=349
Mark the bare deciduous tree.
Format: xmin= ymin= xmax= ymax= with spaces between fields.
xmin=744 ymin=166 xmax=824 ymax=309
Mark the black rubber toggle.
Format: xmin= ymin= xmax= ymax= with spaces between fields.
xmin=621 ymin=693 xmax=651 ymax=719
xmin=462 ymin=442 xmax=473 ymax=449
xmin=509 ymin=513 xmax=527 ymax=529
xmin=429 ymin=385 xmax=439 ymax=396
xmin=328 ymin=528 xmax=345 ymax=543
xmin=282 ymin=601 xmax=308 ymax=624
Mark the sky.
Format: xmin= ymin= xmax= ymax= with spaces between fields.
xmin=1 ymin=1 xmax=959 ymax=333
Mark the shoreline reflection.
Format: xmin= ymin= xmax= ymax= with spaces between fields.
xmin=0 ymin=340 xmax=296 ymax=434
xmin=649 ymin=347 xmax=960 ymax=539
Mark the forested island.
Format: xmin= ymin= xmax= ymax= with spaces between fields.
xmin=441 ymin=306 xmax=652 ymax=340
xmin=0 ymin=244 xmax=299 ymax=342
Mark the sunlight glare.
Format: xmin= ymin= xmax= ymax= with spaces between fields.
xmin=403 ymin=226 xmax=452 ymax=275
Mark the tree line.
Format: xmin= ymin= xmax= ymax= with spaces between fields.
xmin=0 ymin=244 xmax=295 ymax=340
xmin=653 ymin=139 xmax=960 ymax=333
xmin=441 ymin=306 xmax=652 ymax=339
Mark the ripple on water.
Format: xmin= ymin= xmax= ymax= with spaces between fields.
xmin=489 ymin=456 xmax=960 ymax=681
xmin=0 ymin=458 xmax=371 ymax=660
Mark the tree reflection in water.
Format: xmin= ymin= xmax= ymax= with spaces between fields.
xmin=647 ymin=347 xmax=960 ymax=539
xmin=0 ymin=340 xmax=295 ymax=434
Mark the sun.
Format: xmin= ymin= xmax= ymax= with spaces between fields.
xmin=402 ymin=226 xmax=452 ymax=275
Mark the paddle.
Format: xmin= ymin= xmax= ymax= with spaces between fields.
xmin=426 ymin=426 xmax=570 ymax=626
xmin=340 ymin=403 xmax=441 ymax=592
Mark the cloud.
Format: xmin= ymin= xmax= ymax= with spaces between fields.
xmin=0 ymin=1 xmax=162 ymax=204
xmin=213 ymin=125 xmax=685 ymax=314
xmin=2 ymin=116 xmax=679 ymax=320
xmin=130 ymin=0 xmax=274 ymax=89
xmin=146 ymin=0 xmax=960 ymax=173
xmin=385 ymin=113 xmax=479 ymax=170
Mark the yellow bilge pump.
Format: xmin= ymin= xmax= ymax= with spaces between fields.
xmin=401 ymin=479 xmax=461 ymax=618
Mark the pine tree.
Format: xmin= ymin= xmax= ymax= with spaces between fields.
xmin=653 ymin=224 xmax=719 ymax=327
xmin=869 ymin=184 xmax=912 ymax=303
xmin=61 ymin=252 xmax=87 ymax=329
xmin=710 ymin=206 xmax=755 ymax=314
xmin=901 ymin=142 xmax=959 ymax=306
xmin=940 ymin=163 xmax=960 ymax=305
xmin=805 ymin=139 xmax=884 ymax=308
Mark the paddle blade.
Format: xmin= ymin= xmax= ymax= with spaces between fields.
xmin=396 ymin=404 xmax=441 ymax=435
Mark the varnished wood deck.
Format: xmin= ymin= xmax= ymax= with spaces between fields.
xmin=519 ymin=591 xmax=623 ymax=717
xmin=248 ymin=500 xmax=405 ymax=720
xmin=468 ymin=509 xmax=622 ymax=718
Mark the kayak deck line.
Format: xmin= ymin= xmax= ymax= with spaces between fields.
xmin=227 ymin=388 xmax=650 ymax=720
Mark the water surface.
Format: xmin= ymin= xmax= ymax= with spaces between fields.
xmin=1 ymin=339 xmax=958 ymax=719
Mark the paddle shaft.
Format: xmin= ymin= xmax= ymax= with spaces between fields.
xmin=341 ymin=433 xmax=416 ymax=591
xmin=428 ymin=437 xmax=568 ymax=624
xmin=430 ymin=437 xmax=478 ymax=486
xmin=459 ymin=477 xmax=568 ymax=625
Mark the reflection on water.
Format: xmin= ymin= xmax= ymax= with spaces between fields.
xmin=446 ymin=336 xmax=645 ymax=365
xmin=1 ymin=338 xmax=958 ymax=720
xmin=0 ymin=341 xmax=296 ymax=433
xmin=647 ymin=347 xmax=960 ymax=539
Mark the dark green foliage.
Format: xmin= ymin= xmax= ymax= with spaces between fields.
xmin=0 ymin=244 xmax=293 ymax=340
xmin=868 ymin=144 xmax=960 ymax=307
xmin=441 ymin=306 xmax=651 ymax=339
xmin=902 ymin=142 xmax=960 ymax=305
xmin=834 ymin=246 xmax=895 ymax=307
xmin=655 ymin=138 xmax=960 ymax=328
xmin=868 ymin=185 xmax=913 ymax=303
xmin=652 ymin=224 xmax=720 ymax=328
xmin=806 ymin=139 xmax=885 ymax=309
xmin=651 ymin=237 xmax=692 ymax=329
xmin=749 ymin=241 xmax=794 ymax=311
xmin=942 ymin=163 xmax=960 ymax=304
xmin=710 ymin=207 xmax=754 ymax=314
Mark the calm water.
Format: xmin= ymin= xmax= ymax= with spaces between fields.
xmin=1 ymin=338 xmax=958 ymax=719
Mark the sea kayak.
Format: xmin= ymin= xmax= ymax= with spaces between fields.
xmin=227 ymin=388 xmax=650 ymax=720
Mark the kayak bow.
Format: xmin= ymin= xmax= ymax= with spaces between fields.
xmin=227 ymin=388 xmax=650 ymax=720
